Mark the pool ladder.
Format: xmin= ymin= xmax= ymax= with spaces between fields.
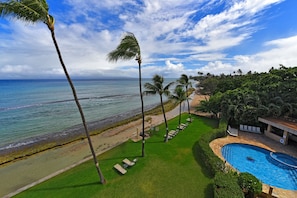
xmin=222 ymin=145 xmax=232 ymax=161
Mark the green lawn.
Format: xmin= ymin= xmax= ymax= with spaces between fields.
xmin=15 ymin=114 xmax=218 ymax=198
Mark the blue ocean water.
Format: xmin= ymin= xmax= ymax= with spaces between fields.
xmin=0 ymin=79 xmax=174 ymax=151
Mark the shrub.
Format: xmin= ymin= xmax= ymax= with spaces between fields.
xmin=238 ymin=172 xmax=262 ymax=198
xmin=196 ymin=128 xmax=226 ymax=176
xmin=214 ymin=172 xmax=244 ymax=198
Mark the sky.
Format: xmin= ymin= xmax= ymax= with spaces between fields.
xmin=0 ymin=0 xmax=297 ymax=79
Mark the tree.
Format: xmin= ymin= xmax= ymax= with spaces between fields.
xmin=177 ymin=74 xmax=192 ymax=119
xmin=170 ymin=86 xmax=187 ymax=128
xmin=107 ymin=32 xmax=145 ymax=156
xmin=0 ymin=0 xmax=106 ymax=183
xmin=144 ymin=74 xmax=174 ymax=142
xmin=198 ymin=77 xmax=219 ymax=95
xmin=196 ymin=92 xmax=222 ymax=118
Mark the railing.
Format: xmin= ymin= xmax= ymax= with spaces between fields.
xmin=239 ymin=125 xmax=261 ymax=133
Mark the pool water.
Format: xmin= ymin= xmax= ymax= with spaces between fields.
xmin=222 ymin=143 xmax=297 ymax=190
xmin=270 ymin=152 xmax=297 ymax=168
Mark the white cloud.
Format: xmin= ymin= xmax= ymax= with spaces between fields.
xmin=0 ymin=65 xmax=31 ymax=73
xmin=0 ymin=0 xmax=293 ymax=79
xmin=200 ymin=35 xmax=297 ymax=75
xmin=186 ymin=0 xmax=283 ymax=53
xmin=165 ymin=60 xmax=184 ymax=71
xmin=200 ymin=61 xmax=235 ymax=74
xmin=233 ymin=35 xmax=297 ymax=73
xmin=189 ymin=53 xmax=227 ymax=61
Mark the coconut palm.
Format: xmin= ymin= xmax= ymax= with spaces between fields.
xmin=0 ymin=0 xmax=106 ymax=184
xmin=107 ymin=32 xmax=146 ymax=157
xmin=177 ymin=74 xmax=192 ymax=119
xmin=170 ymin=86 xmax=188 ymax=129
xmin=144 ymin=74 xmax=174 ymax=142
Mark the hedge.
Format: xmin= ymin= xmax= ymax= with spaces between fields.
xmin=196 ymin=128 xmax=226 ymax=177
xmin=214 ymin=172 xmax=244 ymax=198
xmin=194 ymin=123 xmax=262 ymax=197
xmin=238 ymin=172 xmax=262 ymax=198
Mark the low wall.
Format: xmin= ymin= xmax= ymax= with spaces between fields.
xmin=264 ymin=130 xmax=281 ymax=142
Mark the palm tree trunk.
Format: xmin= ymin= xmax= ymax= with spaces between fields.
xmin=179 ymin=103 xmax=182 ymax=128
xmin=138 ymin=62 xmax=145 ymax=157
xmin=160 ymin=95 xmax=169 ymax=142
xmin=186 ymin=85 xmax=191 ymax=119
xmin=50 ymin=29 xmax=106 ymax=184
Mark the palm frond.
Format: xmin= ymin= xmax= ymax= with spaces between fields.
xmin=143 ymin=82 xmax=158 ymax=95
xmin=152 ymin=74 xmax=163 ymax=84
xmin=170 ymin=86 xmax=187 ymax=103
xmin=107 ymin=32 xmax=141 ymax=62
xmin=164 ymin=82 xmax=174 ymax=90
xmin=143 ymin=90 xmax=157 ymax=96
xmin=0 ymin=0 xmax=49 ymax=23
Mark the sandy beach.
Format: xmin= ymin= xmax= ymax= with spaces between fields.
xmin=0 ymin=93 xmax=206 ymax=197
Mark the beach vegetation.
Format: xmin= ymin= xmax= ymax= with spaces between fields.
xmin=107 ymin=32 xmax=145 ymax=157
xmin=195 ymin=66 xmax=297 ymax=126
xmin=143 ymin=74 xmax=175 ymax=142
xmin=0 ymin=0 xmax=106 ymax=184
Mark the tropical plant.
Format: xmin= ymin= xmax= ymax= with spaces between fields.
xmin=0 ymin=0 xmax=106 ymax=183
xmin=144 ymin=74 xmax=174 ymax=142
xmin=170 ymin=86 xmax=187 ymax=128
xmin=107 ymin=32 xmax=145 ymax=156
xmin=238 ymin=172 xmax=262 ymax=198
xmin=177 ymin=74 xmax=192 ymax=119
xmin=195 ymin=66 xmax=297 ymax=126
xmin=197 ymin=92 xmax=222 ymax=118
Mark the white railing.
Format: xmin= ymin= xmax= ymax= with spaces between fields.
xmin=239 ymin=125 xmax=261 ymax=134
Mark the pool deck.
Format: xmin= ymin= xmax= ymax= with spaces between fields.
xmin=210 ymin=131 xmax=297 ymax=198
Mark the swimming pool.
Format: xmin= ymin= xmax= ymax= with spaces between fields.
xmin=222 ymin=143 xmax=297 ymax=190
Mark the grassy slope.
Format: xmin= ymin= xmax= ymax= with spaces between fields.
xmin=15 ymin=114 xmax=218 ymax=198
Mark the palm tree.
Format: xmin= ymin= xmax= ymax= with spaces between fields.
xmin=0 ymin=0 xmax=106 ymax=184
xmin=177 ymin=74 xmax=192 ymax=120
xmin=107 ymin=32 xmax=146 ymax=157
xmin=144 ymin=74 xmax=174 ymax=142
xmin=170 ymin=86 xmax=187 ymax=129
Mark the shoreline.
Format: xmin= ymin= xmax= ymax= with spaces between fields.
xmin=0 ymin=102 xmax=161 ymax=165
xmin=0 ymin=93 xmax=207 ymax=197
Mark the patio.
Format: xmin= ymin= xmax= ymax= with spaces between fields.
xmin=210 ymin=131 xmax=297 ymax=198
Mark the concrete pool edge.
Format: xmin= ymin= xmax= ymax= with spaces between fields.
xmin=210 ymin=131 xmax=297 ymax=198
xmin=270 ymin=152 xmax=297 ymax=169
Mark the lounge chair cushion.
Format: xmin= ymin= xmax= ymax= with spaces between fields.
xmin=114 ymin=164 xmax=127 ymax=174
xmin=123 ymin=158 xmax=135 ymax=166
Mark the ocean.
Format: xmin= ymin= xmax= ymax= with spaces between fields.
xmin=0 ymin=78 xmax=175 ymax=152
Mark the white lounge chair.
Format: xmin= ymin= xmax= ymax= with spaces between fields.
xmin=226 ymin=125 xmax=238 ymax=137
xmin=169 ymin=130 xmax=177 ymax=136
xmin=177 ymin=123 xmax=187 ymax=130
xmin=123 ymin=158 xmax=135 ymax=167
xmin=186 ymin=118 xmax=193 ymax=122
xmin=114 ymin=164 xmax=127 ymax=174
